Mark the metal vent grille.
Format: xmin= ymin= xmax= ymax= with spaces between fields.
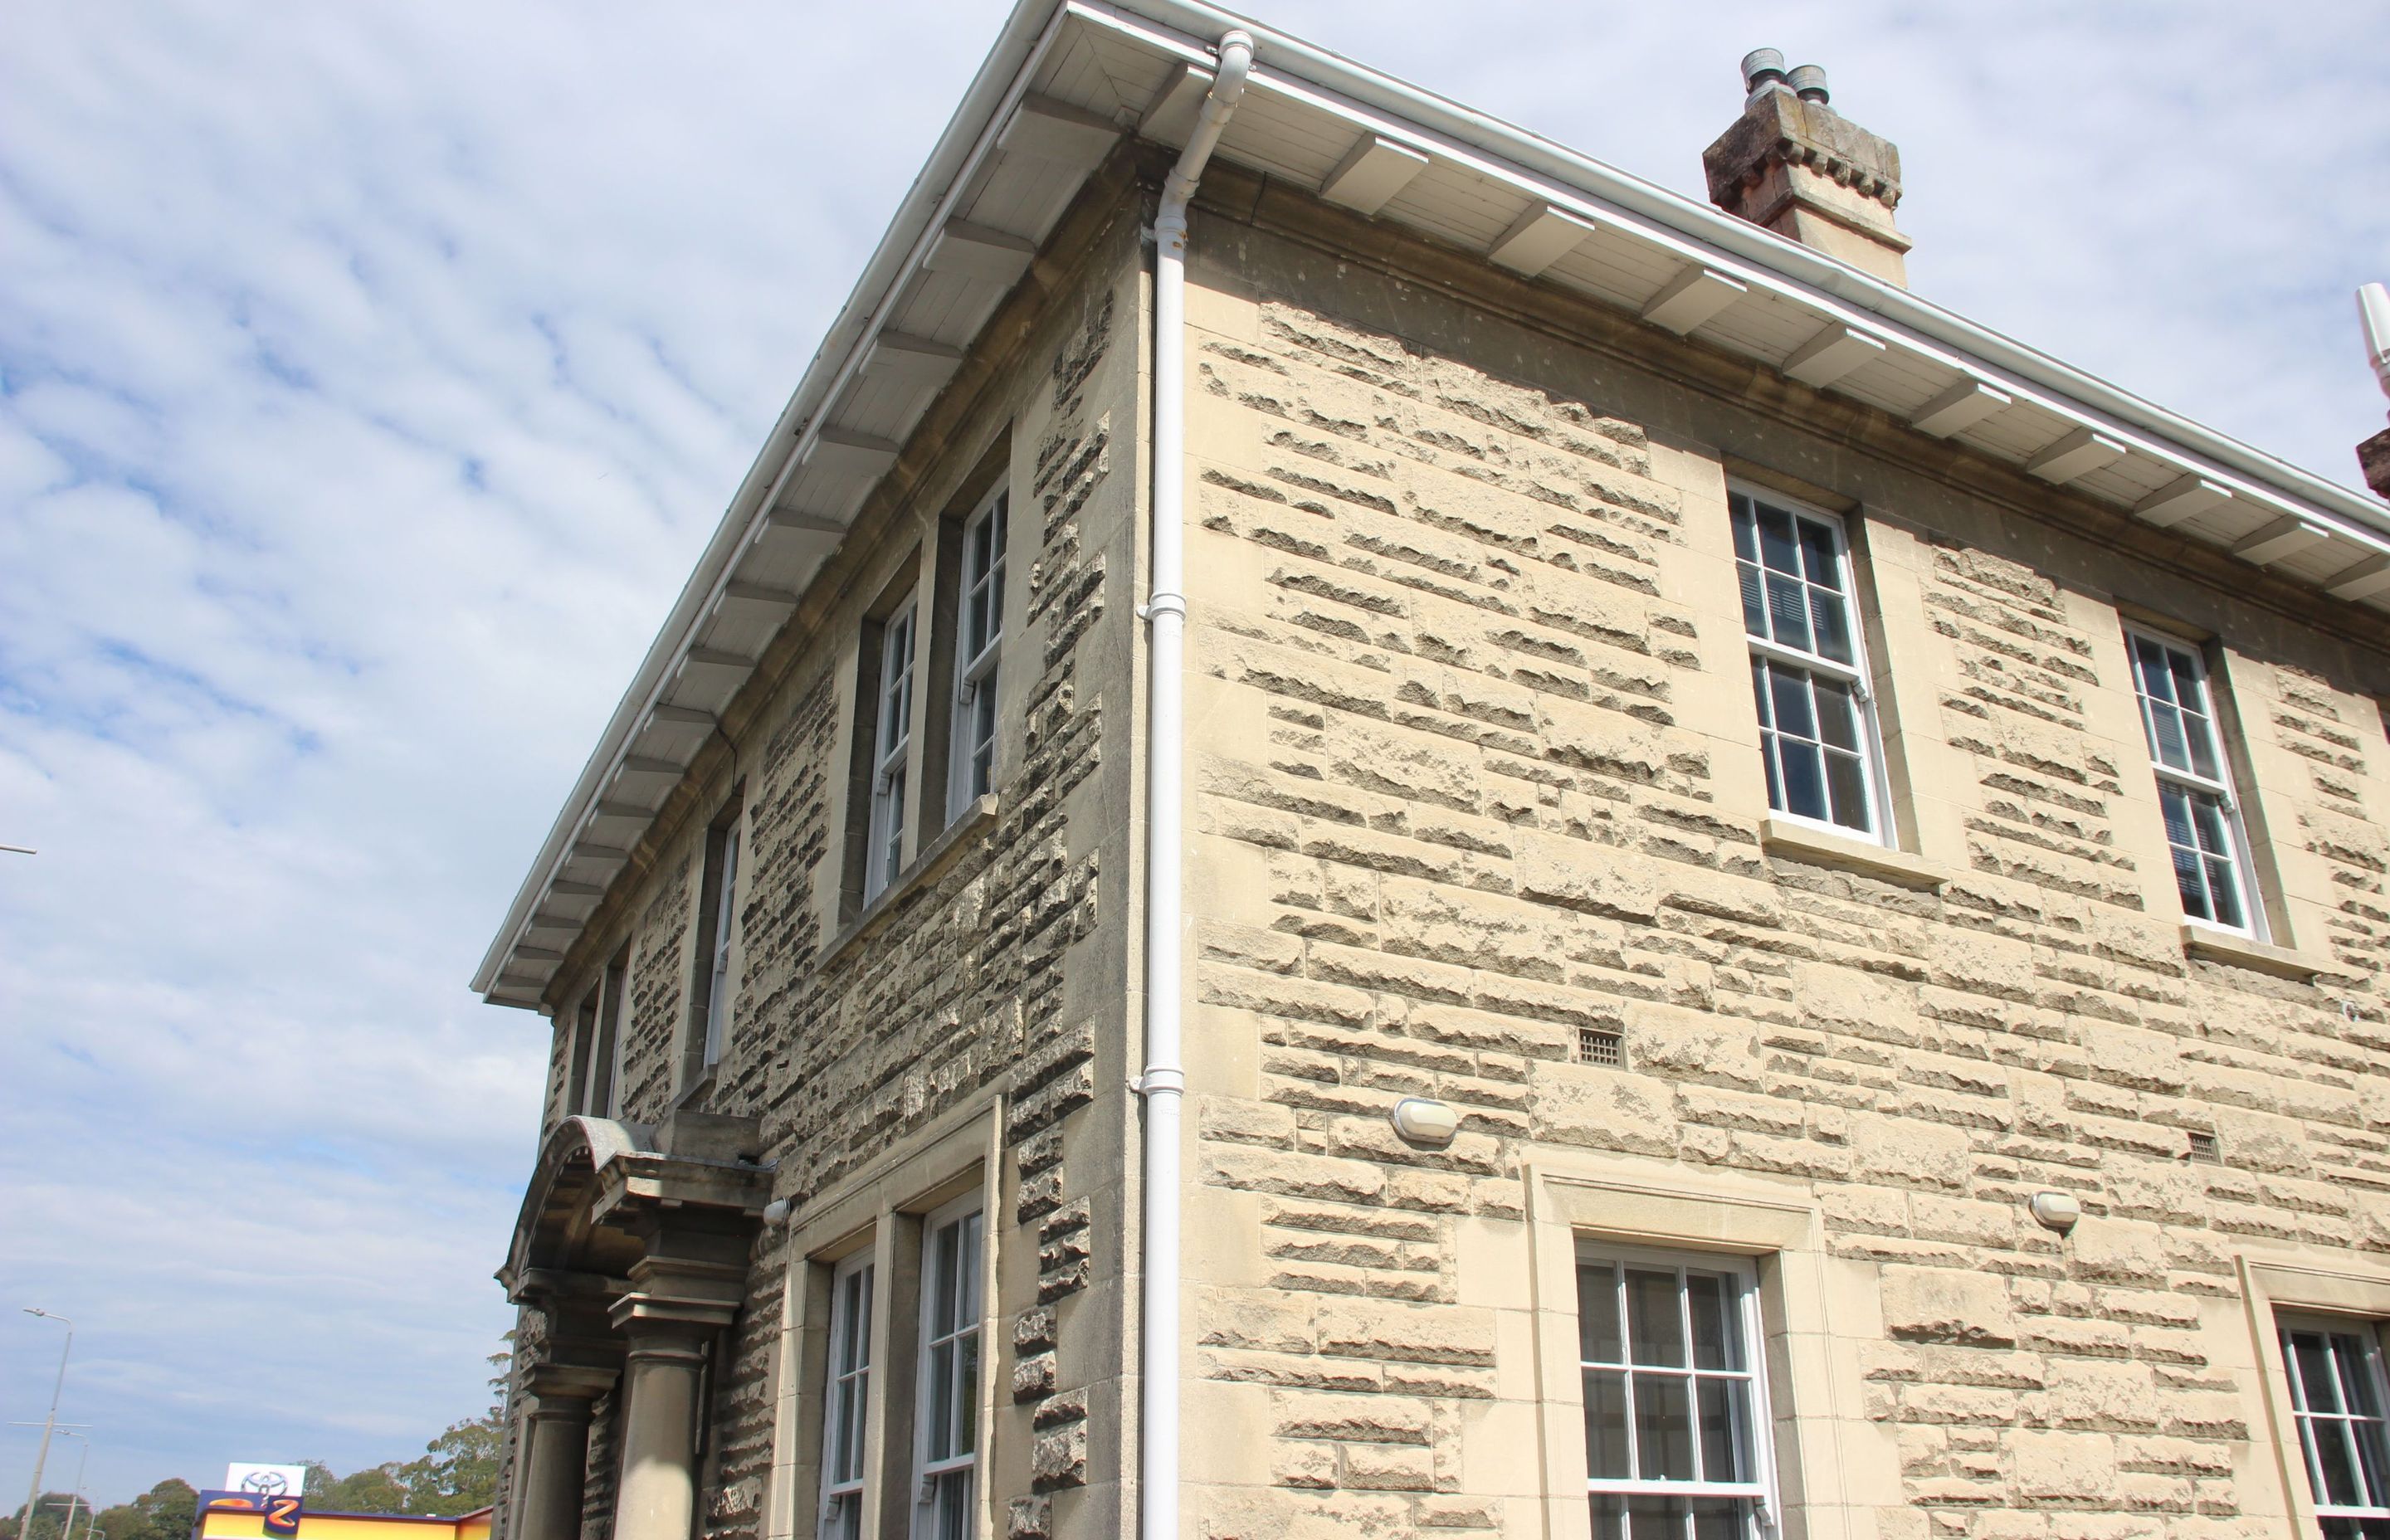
xmin=2187 ymin=1131 xmax=2222 ymax=1165
xmin=1576 ymin=1026 xmax=1625 ymax=1068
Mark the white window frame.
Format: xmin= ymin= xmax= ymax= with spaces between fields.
xmin=818 ymin=1250 xmax=876 ymax=1540
xmin=866 ymin=602 xmax=919 ymax=902
xmin=2277 ymin=1313 xmax=2390 ymax=1536
xmin=2123 ymin=625 xmax=2266 ymax=939
xmin=947 ymin=489 xmax=1007 ymax=822
xmin=701 ymin=821 xmax=741 ymax=1069
xmin=596 ymin=953 xmax=628 ymax=1118
xmin=1575 ymin=1241 xmax=1778 ymax=1540
xmin=912 ymin=1193 xmax=984 ymax=1540
xmin=1729 ymin=486 xmax=1893 ymax=846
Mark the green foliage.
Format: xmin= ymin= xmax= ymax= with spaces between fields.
xmin=297 ymin=1337 xmax=513 ymax=1518
xmin=74 ymin=1479 xmax=195 ymax=1540
xmin=2 ymin=1490 xmax=82 ymax=1540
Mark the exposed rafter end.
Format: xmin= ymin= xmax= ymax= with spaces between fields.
xmin=1320 ymin=134 xmax=1428 ymax=217
xmin=997 ymin=92 xmax=1119 ymax=169
xmin=1640 ymin=266 xmax=1748 ymax=336
xmin=922 ymin=218 xmax=1038 ymax=285
xmin=1139 ymin=62 xmax=1215 ymax=148
xmin=2325 ymin=553 xmax=2390 ymax=602
xmin=861 ymin=331 xmax=966 ymax=389
xmin=763 ymin=506 xmax=847 ymax=537
xmin=2025 ymin=426 xmax=2125 ymax=485
xmin=2131 ymin=474 xmax=2231 ymax=529
xmin=1782 ymin=323 xmax=1886 ymax=388
xmin=1909 ymin=378 xmax=2012 ymax=438
xmin=2232 ymin=515 xmax=2333 ymax=568
xmin=1488 ymin=202 xmax=1596 ymax=278
xmin=804 ymin=426 xmax=902 ymax=481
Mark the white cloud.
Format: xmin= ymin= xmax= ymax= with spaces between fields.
xmin=1 ymin=0 xmax=2379 ymax=1506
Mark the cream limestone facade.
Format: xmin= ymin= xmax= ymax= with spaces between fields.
xmin=476 ymin=11 xmax=2390 ymax=1540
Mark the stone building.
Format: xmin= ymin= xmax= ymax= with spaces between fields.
xmin=471 ymin=7 xmax=2390 ymax=1540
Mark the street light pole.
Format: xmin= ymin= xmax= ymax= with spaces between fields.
xmin=51 ymin=1434 xmax=89 ymax=1540
xmin=17 ymin=1310 xmax=73 ymax=1540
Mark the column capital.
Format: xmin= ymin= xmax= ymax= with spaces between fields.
xmin=526 ymin=1362 xmax=617 ymax=1411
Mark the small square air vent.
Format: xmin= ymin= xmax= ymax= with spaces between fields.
xmin=1576 ymin=1026 xmax=1624 ymax=1068
xmin=2187 ymin=1131 xmax=2222 ymax=1165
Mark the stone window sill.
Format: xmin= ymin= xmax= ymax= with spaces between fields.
xmin=821 ymin=794 xmax=999 ymax=967
xmin=1759 ymin=816 xmax=1943 ymax=889
xmin=2179 ymin=924 xmax=2324 ymax=981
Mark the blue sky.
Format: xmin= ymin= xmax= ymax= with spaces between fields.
xmin=2 ymin=0 xmax=2383 ymax=1508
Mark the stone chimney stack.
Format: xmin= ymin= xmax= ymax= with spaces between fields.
xmin=1704 ymin=50 xmax=1911 ymax=287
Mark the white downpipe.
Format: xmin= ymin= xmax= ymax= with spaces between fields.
xmin=1140 ymin=27 xmax=1252 ymax=1540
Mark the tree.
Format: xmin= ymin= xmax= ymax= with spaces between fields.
xmin=299 ymin=1336 xmax=511 ymax=1517
xmin=82 ymin=1480 xmax=194 ymax=1540
xmin=1 ymin=1491 xmax=80 ymax=1540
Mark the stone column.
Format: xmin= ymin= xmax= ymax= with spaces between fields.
xmin=515 ymin=1365 xmax=617 ymax=1540
xmin=608 ymin=1322 xmax=714 ymax=1540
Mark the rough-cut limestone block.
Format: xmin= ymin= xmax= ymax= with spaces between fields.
xmin=1270 ymin=1390 xmax=1432 ymax=1445
xmin=1525 ymin=1062 xmax=1677 ymax=1155
xmin=1849 ymin=1111 xmax=1973 ymax=1192
xmin=1314 ymin=1298 xmax=1496 ymax=1366
xmin=2067 ymin=1217 xmax=2168 ymax=1287
xmin=1880 ymin=1265 xmax=2017 ymax=1348
xmin=1512 ymin=828 xmax=1666 ymax=922
xmin=2008 ymin=1429 xmax=2119 ymax=1503
xmin=2033 ymin=1358 xmax=2164 ymax=1433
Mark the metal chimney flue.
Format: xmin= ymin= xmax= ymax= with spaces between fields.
xmin=2358 ymin=283 xmax=2390 ymax=500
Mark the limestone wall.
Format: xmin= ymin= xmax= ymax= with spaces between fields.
xmin=1173 ymin=199 xmax=2390 ymax=1540
xmin=521 ymin=181 xmax=1150 ymax=1540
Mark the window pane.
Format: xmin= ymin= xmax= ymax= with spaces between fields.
xmin=1627 ymin=1494 xmax=1686 ymax=1540
xmin=1636 ymin=1374 xmax=1695 ymax=1480
xmin=2356 ymin=1417 xmax=2390 ymax=1509
xmin=1584 ymin=1369 xmax=1632 ymax=1479
xmin=1748 ymin=660 xmax=1773 ymax=729
xmin=2134 ymin=637 xmax=2175 ymax=706
xmin=2147 ymin=699 xmax=2192 ymax=773
xmin=1765 ymin=572 xmax=1812 ymax=652
xmin=927 ymin=1339 xmax=956 ymax=1460
xmin=1797 ymin=517 xmax=1840 ymax=589
xmin=1769 ymin=668 xmax=1817 ymax=741
xmin=1685 ymin=1274 xmax=1738 ymax=1372
xmin=1825 ymin=751 xmax=1870 ymax=832
xmin=1626 ymin=1269 xmax=1686 ymax=1367
xmin=2204 ymin=855 xmax=2244 ymax=930
xmin=1757 ymin=506 xmax=1800 ymax=576
xmin=1809 ymin=587 xmax=1853 ymax=665
xmin=1729 ymin=497 xmax=1757 ymax=561
xmin=1814 ymin=677 xmax=1860 ymax=752
xmin=2285 ymin=1338 xmax=2342 ymax=1406
xmin=2189 ymin=795 xmax=2232 ymax=857
xmin=956 ymin=1329 xmax=980 ymax=1456
xmin=1589 ymin=1494 xmax=1627 ymax=1540
xmin=1738 ymin=562 xmax=1767 ymax=638
xmin=1778 ymin=738 xmax=1827 ymax=821
xmin=1696 ymin=1377 xmax=1753 ymax=1483
xmin=1687 ymin=1498 xmax=1749 ymax=1540
xmin=1578 ymin=1261 xmax=1624 ymax=1363
xmin=2318 ymin=1417 xmax=2364 ymax=1508
xmin=2345 ymin=1336 xmax=2387 ymax=1416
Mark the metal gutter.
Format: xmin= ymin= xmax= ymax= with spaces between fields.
xmin=471 ymin=0 xmax=1073 ymax=1001
xmin=479 ymin=0 xmax=2387 ymax=1003
xmin=1100 ymin=0 xmax=2390 ymax=537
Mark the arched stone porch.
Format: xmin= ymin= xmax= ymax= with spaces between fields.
xmin=498 ymin=1110 xmax=772 ymax=1540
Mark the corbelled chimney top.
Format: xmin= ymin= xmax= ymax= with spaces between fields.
xmin=1705 ymin=50 xmax=1911 ymax=287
